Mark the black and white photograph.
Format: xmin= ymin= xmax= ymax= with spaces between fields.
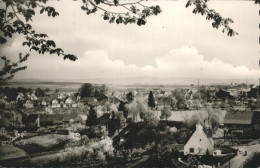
xmin=0 ymin=0 xmax=260 ymax=167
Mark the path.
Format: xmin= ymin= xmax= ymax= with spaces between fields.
xmin=220 ymin=144 xmax=260 ymax=168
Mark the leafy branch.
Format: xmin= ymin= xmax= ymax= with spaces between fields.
xmin=185 ymin=0 xmax=238 ymax=37
xmin=81 ymin=0 xmax=161 ymax=26
xmin=0 ymin=53 xmax=29 ymax=82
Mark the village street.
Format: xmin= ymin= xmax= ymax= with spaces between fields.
xmin=220 ymin=144 xmax=260 ymax=168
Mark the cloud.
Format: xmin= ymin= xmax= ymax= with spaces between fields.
xmin=154 ymin=46 xmax=260 ymax=79
xmin=17 ymin=46 xmax=260 ymax=80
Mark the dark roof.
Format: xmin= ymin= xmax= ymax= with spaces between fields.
xmin=115 ymin=111 xmax=124 ymax=119
xmin=223 ymin=110 xmax=254 ymax=125
xmin=40 ymin=113 xmax=78 ymax=123
xmin=24 ymin=114 xmax=38 ymax=123
xmin=98 ymin=113 xmax=111 ymax=125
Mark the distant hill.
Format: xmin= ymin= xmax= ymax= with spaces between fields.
xmin=11 ymin=77 xmax=258 ymax=86
xmin=1 ymin=77 xmax=256 ymax=92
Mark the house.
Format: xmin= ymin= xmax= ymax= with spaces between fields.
xmin=72 ymin=102 xmax=78 ymax=108
xmin=184 ymin=123 xmax=214 ymax=155
xmin=24 ymin=100 xmax=34 ymax=109
xmin=98 ymin=94 xmax=109 ymax=102
xmin=252 ymin=111 xmax=260 ymax=129
xmin=60 ymin=101 xmax=67 ymax=108
xmin=216 ymin=89 xmax=234 ymax=100
xmin=0 ymin=93 xmax=7 ymax=101
xmin=40 ymin=113 xmax=78 ymax=126
xmin=16 ymin=93 xmax=25 ymax=102
xmin=41 ymin=99 xmax=47 ymax=106
xmin=77 ymin=102 xmax=85 ymax=108
xmin=51 ymin=99 xmax=60 ymax=108
xmin=111 ymin=96 xmax=122 ymax=104
xmin=45 ymin=107 xmax=53 ymax=114
xmin=37 ymin=98 xmax=47 ymax=106
xmin=221 ymin=109 xmax=260 ymax=138
xmin=221 ymin=109 xmax=254 ymax=138
xmin=28 ymin=93 xmax=37 ymax=101
xmin=65 ymin=97 xmax=74 ymax=107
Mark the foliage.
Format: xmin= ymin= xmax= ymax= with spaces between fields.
xmin=186 ymin=155 xmax=201 ymax=168
xmin=0 ymin=109 xmax=23 ymax=127
xmin=79 ymin=83 xmax=108 ymax=98
xmin=172 ymin=89 xmax=187 ymax=101
xmin=0 ymin=86 xmax=36 ymax=105
xmin=126 ymin=91 xmax=134 ymax=103
xmin=185 ymin=0 xmax=238 ymax=37
xmin=244 ymin=152 xmax=260 ymax=168
xmin=160 ymin=106 xmax=171 ymax=120
xmin=148 ymin=91 xmax=155 ymax=108
xmin=0 ymin=53 xmax=29 ymax=82
xmin=0 ymin=0 xmax=78 ymax=82
xmin=35 ymin=87 xmax=45 ymax=97
xmin=118 ymin=101 xmax=128 ymax=119
xmin=143 ymin=110 xmax=159 ymax=127
xmin=173 ymin=128 xmax=193 ymax=144
xmin=0 ymin=87 xmax=18 ymax=101
xmin=86 ymin=106 xmax=98 ymax=126
xmin=81 ymin=0 xmax=161 ymax=26
xmin=30 ymin=136 xmax=114 ymax=166
xmin=79 ymin=83 xmax=95 ymax=98
xmin=125 ymin=99 xmax=147 ymax=117
xmin=81 ymin=125 xmax=108 ymax=139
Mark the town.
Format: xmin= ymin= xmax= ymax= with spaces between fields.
xmin=1 ymin=82 xmax=260 ymax=167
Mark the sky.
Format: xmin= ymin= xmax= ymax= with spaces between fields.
xmin=1 ymin=0 xmax=260 ymax=81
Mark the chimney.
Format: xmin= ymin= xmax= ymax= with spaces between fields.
xmin=196 ymin=123 xmax=202 ymax=131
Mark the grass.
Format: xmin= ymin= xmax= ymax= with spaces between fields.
xmin=23 ymin=134 xmax=69 ymax=149
xmin=0 ymin=145 xmax=28 ymax=161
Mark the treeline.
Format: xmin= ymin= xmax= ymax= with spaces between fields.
xmin=78 ymin=83 xmax=108 ymax=98
xmin=0 ymin=87 xmax=52 ymax=101
xmin=0 ymin=87 xmax=32 ymax=101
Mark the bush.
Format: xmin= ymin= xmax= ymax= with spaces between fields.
xmin=244 ymin=152 xmax=260 ymax=168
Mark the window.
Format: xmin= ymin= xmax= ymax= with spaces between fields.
xmin=190 ymin=148 xmax=194 ymax=153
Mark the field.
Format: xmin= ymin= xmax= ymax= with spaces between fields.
xmin=23 ymin=134 xmax=69 ymax=149
xmin=2 ymin=79 xmax=191 ymax=93
xmin=0 ymin=145 xmax=29 ymax=166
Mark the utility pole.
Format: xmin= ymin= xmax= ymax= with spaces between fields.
xmin=246 ymin=77 xmax=248 ymax=89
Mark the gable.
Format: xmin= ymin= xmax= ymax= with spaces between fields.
xmin=185 ymin=126 xmax=213 ymax=148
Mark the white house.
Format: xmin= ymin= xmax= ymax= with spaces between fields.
xmin=60 ymin=101 xmax=67 ymax=108
xmin=41 ymin=99 xmax=47 ymax=106
xmin=72 ymin=102 xmax=78 ymax=108
xmin=28 ymin=93 xmax=38 ymax=101
xmin=45 ymin=107 xmax=53 ymax=114
xmin=184 ymin=123 xmax=214 ymax=155
xmin=24 ymin=100 xmax=34 ymax=109
xmin=65 ymin=96 xmax=77 ymax=108
xmin=52 ymin=99 xmax=60 ymax=108
xmin=16 ymin=93 xmax=25 ymax=102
